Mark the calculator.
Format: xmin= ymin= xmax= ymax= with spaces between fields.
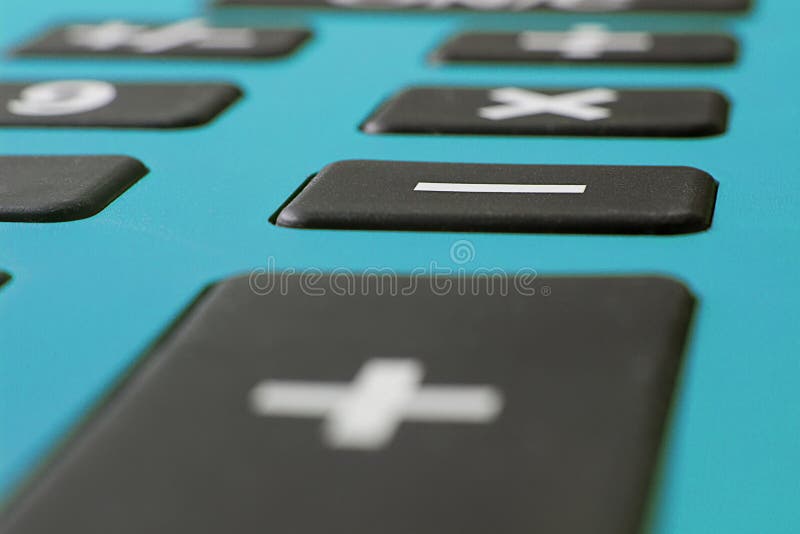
xmin=1 ymin=0 xmax=798 ymax=533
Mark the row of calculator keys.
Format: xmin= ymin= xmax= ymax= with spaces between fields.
xmin=215 ymin=0 xmax=751 ymax=13
xmin=0 ymin=81 xmax=729 ymax=138
xmin=0 ymin=156 xmax=718 ymax=235
xmin=14 ymin=20 xmax=738 ymax=66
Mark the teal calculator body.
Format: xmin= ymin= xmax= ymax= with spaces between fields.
xmin=1 ymin=0 xmax=799 ymax=532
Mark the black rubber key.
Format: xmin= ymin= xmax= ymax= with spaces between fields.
xmin=433 ymin=27 xmax=738 ymax=65
xmin=0 ymin=156 xmax=148 ymax=222
xmin=362 ymin=87 xmax=729 ymax=137
xmin=14 ymin=20 xmax=310 ymax=60
xmin=0 ymin=81 xmax=241 ymax=128
xmin=214 ymin=0 xmax=751 ymax=13
xmin=0 ymin=272 xmax=9 ymax=288
xmin=275 ymin=160 xmax=718 ymax=234
xmin=0 ymin=273 xmax=696 ymax=534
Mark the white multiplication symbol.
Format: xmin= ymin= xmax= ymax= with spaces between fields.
xmin=478 ymin=87 xmax=618 ymax=121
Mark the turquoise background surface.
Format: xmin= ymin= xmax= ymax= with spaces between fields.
xmin=1 ymin=0 xmax=798 ymax=531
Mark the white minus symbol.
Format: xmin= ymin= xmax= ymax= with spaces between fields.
xmin=413 ymin=182 xmax=587 ymax=194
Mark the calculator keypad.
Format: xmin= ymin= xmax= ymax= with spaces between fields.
xmin=0 ymin=0 xmax=766 ymax=530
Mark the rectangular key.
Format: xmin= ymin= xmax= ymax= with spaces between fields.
xmin=13 ymin=19 xmax=311 ymax=60
xmin=0 ymin=272 xmax=9 ymax=289
xmin=275 ymin=160 xmax=718 ymax=234
xmin=1 ymin=274 xmax=696 ymax=534
xmin=214 ymin=0 xmax=752 ymax=13
xmin=0 ymin=80 xmax=241 ymax=128
xmin=0 ymin=156 xmax=148 ymax=222
xmin=362 ymin=87 xmax=729 ymax=137
xmin=433 ymin=26 xmax=738 ymax=65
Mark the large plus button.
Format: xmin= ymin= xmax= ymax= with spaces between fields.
xmin=249 ymin=358 xmax=503 ymax=450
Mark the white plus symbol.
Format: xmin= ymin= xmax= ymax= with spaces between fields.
xmin=249 ymin=359 xmax=503 ymax=450
xmin=478 ymin=87 xmax=618 ymax=121
xmin=518 ymin=24 xmax=653 ymax=59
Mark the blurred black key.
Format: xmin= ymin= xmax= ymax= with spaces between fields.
xmin=433 ymin=26 xmax=738 ymax=65
xmin=14 ymin=19 xmax=310 ymax=60
xmin=0 ymin=156 xmax=148 ymax=222
xmin=0 ymin=272 xmax=9 ymax=289
xmin=1 ymin=273 xmax=695 ymax=534
xmin=0 ymin=80 xmax=241 ymax=128
xmin=362 ymin=86 xmax=729 ymax=137
xmin=214 ymin=0 xmax=751 ymax=13
xmin=275 ymin=160 xmax=718 ymax=234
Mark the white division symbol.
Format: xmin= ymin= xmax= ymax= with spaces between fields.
xmin=249 ymin=358 xmax=503 ymax=450
xmin=7 ymin=80 xmax=117 ymax=116
xmin=66 ymin=18 xmax=255 ymax=53
xmin=478 ymin=87 xmax=618 ymax=121
xmin=518 ymin=24 xmax=653 ymax=59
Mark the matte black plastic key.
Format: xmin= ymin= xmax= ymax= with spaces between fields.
xmin=0 ymin=156 xmax=148 ymax=222
xmin=14 ymin=20 xmax=311 ymax=60
xmin=0 ymin=273 xmax=696 ymax=534
xmin=433 ymin=28 xmax=738 ymax=65
xmin=362 ymin=87 xmax=729 ymax=138
xmin=0 ymin=81 xmax=241 ymax=128
xmin=275 ymin=160 xmax=718 ymax=234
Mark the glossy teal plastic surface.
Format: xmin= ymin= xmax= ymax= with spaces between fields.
xmin=1 ymin=0 xmax=798 ymax=531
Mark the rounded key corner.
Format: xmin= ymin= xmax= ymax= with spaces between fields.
xmin=628 ymin=275 xmax=697 ymax=304
xmin=218 ymin=83 xmax=245 ymax=97
xmin=681 ymin=119 xmax=729 ymax=138
xmin=22 ymin=183 xmax=145 ymax=223
xmin=34 ymin=200 xmax=112 ymax=223
xmin=715 ymin=89 xmax=732 ymax=102
xmin=358 ymin=118 xmax=386 ymax=135
xmin=0 ymin=197 xmax=115 ymax=223
xmin=108 ymin=155 xmax=150 ymax=176
xmin=154 ymin=86 xmax=243 ymax=129
xmin=273 ymin=205 xmax=312 ymax=229
xmin=660 ymin=213 xmax=715 ymax=236
xmin=425 ymin=46 xmax=449 ymax=66
xmin=673 ymin=166 xmax=720 ymax=187
xmin=290 ymin=28 xmax=314 ymax=46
